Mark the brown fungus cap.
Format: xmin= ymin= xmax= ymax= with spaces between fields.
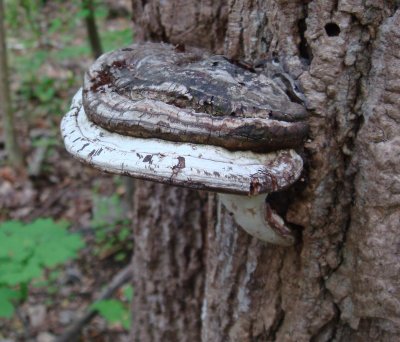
xmin=82 ymin=42 xmax=308 ymax=153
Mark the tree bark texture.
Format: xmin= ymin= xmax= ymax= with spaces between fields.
xmin=130 ymin=1 xmax=400 ymax=341
xmin=131 ymin=180 xmax=208 ymax=341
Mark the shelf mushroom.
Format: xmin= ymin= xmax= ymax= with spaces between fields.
xmin=61 ymin=43 xmax=308 ymax=246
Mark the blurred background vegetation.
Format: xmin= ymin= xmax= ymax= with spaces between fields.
xmin=6 ymin=0 xmax=131 ymax=131
xmin=0 ymin=1 xmax=135 ymax=341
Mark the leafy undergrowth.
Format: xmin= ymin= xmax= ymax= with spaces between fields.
xmin=0 ymin=219 xmax=85 ymax=319
xmin=0 ymin=1 xmax=134 ymax=341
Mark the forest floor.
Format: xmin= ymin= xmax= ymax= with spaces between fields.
xmin=0 ymin=1 xmax=134 ymax=341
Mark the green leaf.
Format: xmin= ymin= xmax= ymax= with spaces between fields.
xmin=76 ymin=8 xmax=91 ymax=19
xmin=94 ymin=7 xmax=108 ymax=19
xmin=118 ymin=227 xmax=130 ymax=241
xmin=48 ymin=18 xmax=63 ymax=34
xmin=0 ymin=218 xmax=84 ymax=286
xmin=0 ymin=287 xmax=21 ymax=318
xmin=122 ymin=285 xmax=134 ymax=302
xmin=91 ymin=299 xmax=131 ymax=329
xmin=114 ymin=252 xmax=127 ymax=262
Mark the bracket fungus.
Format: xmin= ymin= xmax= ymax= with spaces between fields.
xmin=61 ymin=43 xmax=308 ymax=246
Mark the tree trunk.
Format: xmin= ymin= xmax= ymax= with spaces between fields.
xmin=0 ymin=0 xmax=24 ymax=169
xmin=82 ymin=0 xmax=103 ymax=59
xmin=130 ymin=1 xmax=400 ymax=341
xmin=131 ymin=181 xmax=208 ymax=341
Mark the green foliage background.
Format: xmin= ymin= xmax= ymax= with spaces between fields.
xmin=5 ymin=0 xmax=132 ymax=122
xmin=0 ymin=0 xmax=134 ymax=332
xmin=0 ymin=219 xmax=84 ymax=318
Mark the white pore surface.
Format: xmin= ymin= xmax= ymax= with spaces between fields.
xmin=219 ymin=193 xmax=294 ymax=245
xmin=61 ymin=90 xmax=303 ymax=195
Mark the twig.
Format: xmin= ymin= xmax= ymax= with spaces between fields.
xmin=27 ymin=186 xmax=64 ymax=221
xmin=55 ymin=265 xmax=132 ymax=342
xmin=15 ymin=306 xmax=31 ymax=341
xmin=28 ymin=145 xmax=48 ymax=177
xmin=123 ymin=176 xmax=135 ymax=216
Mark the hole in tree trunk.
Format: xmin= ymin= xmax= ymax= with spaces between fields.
xmin=325 ymin=23 xmax=341 ymax=36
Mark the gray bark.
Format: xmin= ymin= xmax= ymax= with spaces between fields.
xmin=130 ymin=181 xmax=207 ymax=341
xmin=129 ymin=1 xmax=400 ymax=341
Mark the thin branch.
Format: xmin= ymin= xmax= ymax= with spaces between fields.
xmin=55 ymin=265 xmax=132 ymax=342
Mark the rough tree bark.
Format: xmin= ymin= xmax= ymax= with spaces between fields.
xmin=129 ymin=1 xmax=400 ymax=341
xmin=131 ymin=181 xmax=208 ymax=341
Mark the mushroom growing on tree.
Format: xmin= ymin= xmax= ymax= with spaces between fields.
xmin=61 ymin=43 xmax=308 ymax=246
